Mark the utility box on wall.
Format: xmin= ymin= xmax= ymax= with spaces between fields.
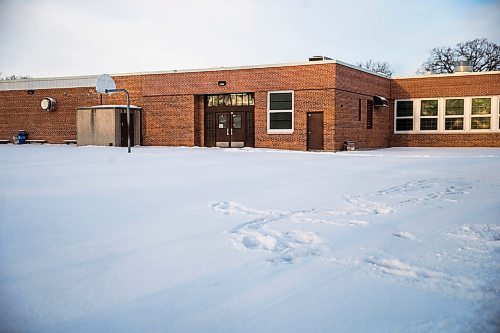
xmin=77 ymin=105 xmax=142 ymax=147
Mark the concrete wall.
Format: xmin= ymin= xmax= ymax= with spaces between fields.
xmin=77 ymin=108 xmax=116 ymax=146
xmin=77 ymin=108 xmax=142 ymax=147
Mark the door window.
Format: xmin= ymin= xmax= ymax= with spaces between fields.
xmin=232 ymin=114 xmax=242 ymax=129
xmin=218 ymin=114 xmax=227 ymax=128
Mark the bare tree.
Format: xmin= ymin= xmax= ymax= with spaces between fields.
xmin=419 ymin=38 xmax=500 ymax=74
xmin=357 ymin=60 xmax=393 ymax=76
xmin=0 ymin=72 xmax=31 ymax=80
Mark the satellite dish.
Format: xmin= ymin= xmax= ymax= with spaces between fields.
xmin=96 ymin=74 xmax=116 ymax=94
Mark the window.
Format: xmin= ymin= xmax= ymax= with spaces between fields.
xmin=268 ymin=91 xmax=294 ymax=133
xmin=394 ymin=96 xmax=499 ymax=133
xmin=395 ymin=100 xmax=413 ymax=131
xmin=218 ymin=114 xmax=227 ymax=128
xmin=206 ymin=93 xmax=255 ymax=107
xmin=358 ymin=98 xmax=362 ymax=121
xmin=445 ymin=99 xmax=464 ymax=130
xmin=471 ymin=98 xmax=491 ymax=130
xmin=367 ymin=100 xmax=373 ymax=129
xmin=420 ymin=100 xmax=438 ymax=130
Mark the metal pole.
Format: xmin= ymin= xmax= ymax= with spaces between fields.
xmin=105 ymin=88 xmax=132 ymax=153
xmin=125 ymin=90 xmax=131 ymax=154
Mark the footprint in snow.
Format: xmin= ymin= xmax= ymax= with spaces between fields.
xmin=393 ymin=231 xmax=417 ymax=240
xmin=364 ymin=256 xmax=490 ymax=300
xmin=210 ymin=179 xmax=472 ymax=263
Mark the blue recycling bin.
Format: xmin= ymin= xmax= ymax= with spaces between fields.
xmin=17 ymin=130 xmax=27 ymax=144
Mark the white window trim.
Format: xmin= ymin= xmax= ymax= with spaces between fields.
xmin=443 ymin=97 xmax=466 ymax=132
xmin=394 ymin=96 xmax=500 ymax=134
xmin=267 ymin=90 xmax=294 ymax=134
xmin=418 ymin=99 xmax=439 ymax=132
xmin=394 ymin=99 xmax=414 ymax=133
xmin=470 ymin=97 xmax=493 ymax=131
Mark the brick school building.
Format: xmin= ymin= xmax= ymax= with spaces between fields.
xmin=1 ymin=58 xmax=499 ymax=150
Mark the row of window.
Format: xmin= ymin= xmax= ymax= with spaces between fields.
xmin=206 ymin=93 xmax=255 ymax=107
xmin=206 ymin=91 xmax=295 ymax=133
xmin=210 ymin=93 xmax=500 ymax=135
xmin=395 ymin=96 xmax=500 ymax=133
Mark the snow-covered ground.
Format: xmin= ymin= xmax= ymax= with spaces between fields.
xmin=0 ymin=145 xmax=499 ymax=333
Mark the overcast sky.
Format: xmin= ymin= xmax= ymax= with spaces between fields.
xmin=0 ymin=0 xmax=499 ymax=78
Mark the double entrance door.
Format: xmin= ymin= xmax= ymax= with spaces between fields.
xmin=216 ymin=111 xmax=245 ymax=148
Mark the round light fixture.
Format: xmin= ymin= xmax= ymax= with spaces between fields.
xmin=41 ymin=97 xmax=57 ymax=111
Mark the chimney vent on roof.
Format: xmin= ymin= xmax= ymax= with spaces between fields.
xmin=309 ymin=56 xmax=333 ymax=62
xmin=454 ymin=61 xmax=473 ymax=73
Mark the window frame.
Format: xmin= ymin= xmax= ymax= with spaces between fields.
xmin=444 ymin=97 xmax=466 ymax=132
xmin=418 ymin=99 xmax=439 ymax=131
xmin=394 ymin=96 xmax=500 ymax=134
xmin=470 ymin=97 xmax=492 ymax=131
xmin=358 ymin=98 xmax=362 ymax=121
xmin=267 ymin=90 xmax=294 ymax=134
xmin=394 ymin=99 xmax=414 ymax=133
xmin=366 ymin=100 xmax=373 ymax=129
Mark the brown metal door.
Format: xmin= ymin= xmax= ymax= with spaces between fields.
xmin=230 ymin=111 xmax=245 ymax=148
xmin=216 ymin=112 xmax=230 ymax=147
xmin=307 ymin=112 xmax=323 ymax=150
xmin=120 ymin=113 xmax=135 ymax=147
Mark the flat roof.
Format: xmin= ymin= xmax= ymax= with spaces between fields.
xmin=0 ymin=59 xmax=387 ymax=91
xmin=1 ymin=59 xmax=498 ymax=91
xmin=393 ymin=70 xmax=500 ymax=79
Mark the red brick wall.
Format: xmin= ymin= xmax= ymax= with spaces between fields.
xmin=141 ymin=63 xmax=337 ymax=150
xmin=391 ymin=133 xmax=500 ymax=147
xmin=0 ymin=87 xmax=100 ymax=143
xmin=0 ymin=64 xmax=338 ymax=149
xmin=392 ymin=73 xmax=500 ymax=98
xmin=140 ymin=95 xmax=195 ymax=146
xmin=2 ymin=64 xmax=497 ymax=149
xmin=142 ymin=64 xmax=335 ymax=96
xmin=254 ymin=89 xmax=335 ymax=151
xmin=390 ymin=73 xmax=500 ymax=147
xmin=333 ymin=64 xmax=391 ymax=150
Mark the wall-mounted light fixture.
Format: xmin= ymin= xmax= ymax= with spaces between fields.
xmin=41 ymin=97 xmax=57 ymax=111
xmin=27 ymin=90 xmax=34 ymax=95
xmin=218 ymin=81 xmax=226 ymax=86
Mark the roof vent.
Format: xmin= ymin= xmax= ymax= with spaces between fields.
xmin=454 ymin=61 xmax=473 ymax=73
xmin=309 ymin=56 xmax=333 ymax=62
